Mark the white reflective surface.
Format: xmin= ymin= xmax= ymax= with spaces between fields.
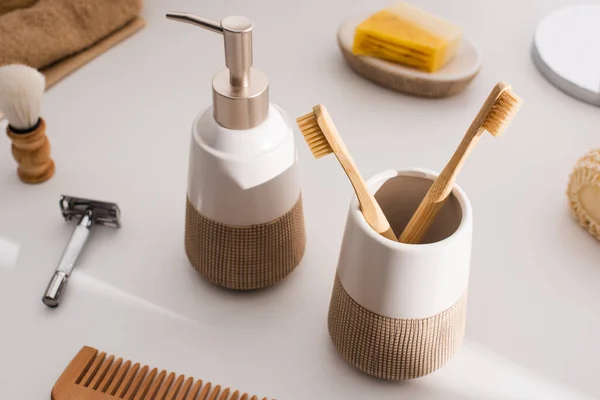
xmin=0 ymin=236 xmax=19 ymax=270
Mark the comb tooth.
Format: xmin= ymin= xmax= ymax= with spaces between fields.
xmin=107 ymin=360 xmax=132 ymax=395
xmin=217 ymin=388 xmax=230 ymax=400
xmin=123 ymin=365 xmax=149 ymax=399
xmin=174 ymin=377 xmax=194 ymax=400
xmin=139 ymin=369 xmax=164 ymax=400
xmin=154 ymin=372 xmax=176 ymax=400
xmin=101 ymin=358 xmax=124 ymax=393
xmin=75 ymin=349 xmax=99 ymax=384
xmin=165 ymin=374 xmax=185 ymax=400
xmin=89 ymin=355 xmax=115 ymax=389
xmin=197 ymin=382 xmax=212 ymax=400
xmin=117 ymin=363 xmax=141 ymax=398
xmin=185 ymin=379 xmax=203 ymax=400
xmin=81 ymin=352 xmax=106 ymax=387
xmin=132 ymin=367 xmax=157 ymax=400
xmin=207 ymin=385 xmax=221 ymax=400
xmin=66 ymin=351 xmax=269 ymax=400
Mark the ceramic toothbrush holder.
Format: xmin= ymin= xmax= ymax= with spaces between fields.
xmin=328 ymin=168 xmax=472 ymax=380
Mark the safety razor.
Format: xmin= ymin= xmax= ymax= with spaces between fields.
xmin=42 ymin=195 xmax=121 ymax=307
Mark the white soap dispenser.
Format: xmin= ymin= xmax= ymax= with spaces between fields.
xmin=166 ymin=11 xmax=306 ymax=290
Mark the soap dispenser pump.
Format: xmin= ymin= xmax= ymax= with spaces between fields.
xmin=167 ymin=12 xmax=306 ymax=291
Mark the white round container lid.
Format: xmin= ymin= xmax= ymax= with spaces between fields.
xmin=532 ymin=5 xmax=600 ymax=106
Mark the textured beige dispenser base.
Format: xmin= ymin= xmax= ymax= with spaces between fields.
xmin=328 ymin=274 xmax=467 ymax=380
xmin=185 ymin=195 xmax=306 ymax=290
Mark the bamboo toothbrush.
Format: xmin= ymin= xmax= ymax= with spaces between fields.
xmin=398 ymin=82 xmax=523 ymax=244
xmin=297 ymin=104 xmax=397 ymax=241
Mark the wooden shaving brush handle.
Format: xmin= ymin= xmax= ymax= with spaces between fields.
xmin=6 ymin=118 xmax=55 ymax=184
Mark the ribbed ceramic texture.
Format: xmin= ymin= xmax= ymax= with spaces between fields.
xmin=328 ymin=274 xmax=467 ymax=380
xmin=339 ymin=45 xmax=476 ymax=98
xmin=185 ymin=195 xmax=305 ymax=290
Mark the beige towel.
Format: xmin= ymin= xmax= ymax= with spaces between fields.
xmin=0 ymin=0 xmax=38 ymax=16
xmin=0 ymin=0 xmax=142 ymax=69
xmin=0 ymin=0 xmax=144 ymax=119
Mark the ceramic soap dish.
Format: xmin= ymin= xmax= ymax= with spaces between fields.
xmin=337 ymin=14 xmax=482 ymax=98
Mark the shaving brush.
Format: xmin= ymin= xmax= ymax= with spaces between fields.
xmin=0 ymin=64 xmax=54 ymax=183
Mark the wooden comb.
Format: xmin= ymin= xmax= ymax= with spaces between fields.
xmin=52 ymin=346 xmax=271 ymax=400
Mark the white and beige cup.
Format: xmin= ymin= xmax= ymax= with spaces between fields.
xmin=328 ymin=168 xmax=472 ymax=380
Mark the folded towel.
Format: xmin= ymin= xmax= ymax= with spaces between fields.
xmin=0 ymin=0 xmax=142 ymax=69
xmin=0 ymin=0 xmax=144 ymax=119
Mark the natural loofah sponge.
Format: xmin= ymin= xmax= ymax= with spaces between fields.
xmin=567 ymin=149 xmax=600 ymax=241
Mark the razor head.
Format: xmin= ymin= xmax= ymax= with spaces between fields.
xmin=59 ymin=195 xmax=121 ymax=228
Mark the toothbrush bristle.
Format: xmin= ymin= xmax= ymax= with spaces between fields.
xmin=296 ymin=112 xmax=333 ymax=159
xmin=483 ymin=88 xmax=522 ymax=136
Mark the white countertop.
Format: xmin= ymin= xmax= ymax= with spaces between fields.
xmin=1 ymin=0 xmax=600 ymax=398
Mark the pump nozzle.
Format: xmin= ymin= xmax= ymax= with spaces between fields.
xmin=166 ymin=11 xmax=269 ymax=130
xmin=166 ymin=12 xmax=253 ymax=88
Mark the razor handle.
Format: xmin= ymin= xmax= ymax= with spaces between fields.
xmin=42 ymin=209 xmax=93 ymax=307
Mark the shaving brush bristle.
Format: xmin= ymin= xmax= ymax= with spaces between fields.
xmin=0 ymin=64 xmax=45 ymax=131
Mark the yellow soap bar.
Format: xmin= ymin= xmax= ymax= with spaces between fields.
xmin=353 ymin=2 xmax=462 ymax=73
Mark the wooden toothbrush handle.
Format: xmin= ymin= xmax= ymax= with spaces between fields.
xmin=398 ymin=198 xmax=445 ymax=244
xmin=379 ymin=224 xmax=398 ymax=241
xmin=398 ymin=83 xmax=512 ymax=244
xmin=316 ymin=105 xmax=397 ymax=241
xmin=429 ymin=130 xmax=483 ymax=202
xmin=398 ymin=127 xmax=483 ymax=244
xmin=339 ymin=151 xmax=398 ymax=241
